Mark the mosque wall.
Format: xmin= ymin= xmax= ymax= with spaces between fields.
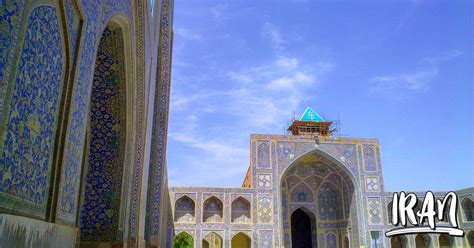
xmin=170 ymin=134 xmax=474 ymax=248
xmin=0 ymin=0 xmax=174 ymax=247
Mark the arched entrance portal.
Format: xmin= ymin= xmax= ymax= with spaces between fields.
xmin=231 ymin=232 xmax=251 ymax=248
xmin=280 ymin=149 xmax=359 ymax=247
xmin=291 ymin=208 xmax=314 ymax=248
xmin=202 ymin=232 xmax=223 ymax=248
xmin=79 ymin=19 xmax=130 ymax=245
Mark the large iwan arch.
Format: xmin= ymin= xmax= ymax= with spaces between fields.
xmin=280 ymin=149 xmax=360 ymax=247
xmin=78 ymin=17 xmax=132 ymax=245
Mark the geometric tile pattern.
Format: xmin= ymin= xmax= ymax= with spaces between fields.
xmin=367 ymin=197 xmax=383 ymax=225
xmin=258 ymin=195 xmax=273 ymax=223
xmin=257 ymin=173 xmax=271 ymax=188
xmin=365 ymin=176 xmax=380 ymax=192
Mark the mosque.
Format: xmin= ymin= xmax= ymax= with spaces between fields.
xmin=0 ymin=1 xmax=473 ymax=248
xmin=170 ymin=107 xmax=474 ymax=248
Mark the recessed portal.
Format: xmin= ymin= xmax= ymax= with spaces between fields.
xmin=79 ymin=22 xmax=127 ymax=243
xmin=291 ymin=208 xmax=313 ymax=248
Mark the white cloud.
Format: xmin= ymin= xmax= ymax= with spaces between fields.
xmin=174 ymin=28 xmax=202 ymax=40
xmin=421 ymin=50 xmax=463 ymax=65
xmin=370 ymin=50 xmax=462 ymax=96
xmin=262 ymin=22 xmax=285 ymax=51
xmin=370 ymin=69 xmax=437 ymax=92
xmin=210 ymin=4 xmax=229 ymax=24
xmin=168 ymin=22 xmax=336 ymax=186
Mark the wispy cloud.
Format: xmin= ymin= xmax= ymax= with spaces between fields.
xmin=370 ymin=69 xmax=437 ymax=92
xmin=421 ymin=50 xmax=463 ymax=65
xmin=210 ymin=4 xmax=229 ymax=24
xmin=262 ymin=22 xmax=285 ymax=51
xmin=169 ymin=21 xmax=335 ymax=186
xmin=174 ymin=28 xmax=202 ymax=40
xmin=370 ymin=50 xmax=462 ymax=96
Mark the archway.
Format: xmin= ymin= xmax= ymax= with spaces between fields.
xmin=291 ymin=208 xmax=314 ymax=248
xmin=175 ymin=195 xmax=195 ymax=222
xmin=231 ymin=197 xmax=251 ymax=223
xmin=280 ymin=149 xmax=359 ymax=247
xmin=231 ymin=232 xmax=251 ymax=248
xmin=462 ymin=198 xmax=473 ymax=221
xmin=202 ymin=232 xmax=222 ymax=248
xmin=388 ymin=201 xmax=393 ymax=223
xmin=79 ymin=21 xmax=129 ymax=243
xmin=390 ymin=236 xmax=407 ymax=248
xmin=203 ymin=196 xmax=223 ymax=223
xmin=173 ymin=232 xmax=194 ymax=248
xmin=438 ymin=234 xmax=453 ymax=247
xmin=415 ymin=234 xmax=430 ymax=248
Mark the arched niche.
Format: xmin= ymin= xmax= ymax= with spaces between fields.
xmin=438 ymin=233 xmax=453 ymax=248
xmin=173 ymin=231 xmax=194 ymax=248
xmin=203 ymin=196 xmax=223 ymax=223
xmin=462 ymin=198 xmax=474 ymax=222
xmin=231 ymin=197 xmax=251 ymax=223
xmin=79 ymin=17 xmax=131 ymax=243
xmin=280 ymin=149 xmax=359 ymax=247
xmin=202 ymin=232 xmax=222 ymax=248
xmin=0 ymin=4 xmax=65 ymax=217
xmin=415 ymin=234 xmax=431 ymax=248
xmin=174 ymin=195 xmax=195 ymax=223
xmin=390 ymin=236 xmax=408 ymax=248
xmin=231 ymin=232 xmax=251 ymax=248
xmin=388 ymin=201 xmax=393 ymax=223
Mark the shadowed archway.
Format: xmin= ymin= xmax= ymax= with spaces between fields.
xmin=280 ymin=149 xmax=359 ymax=248
xmin=390 ymin=236 xmax=408 ymax=248
xmin=78 ymin=17 xmax=131 ymax=245
xmin=291 ymin=208 xmax=314 ymax=248
xmin=202 ymin=232 xmax=222 ymax=248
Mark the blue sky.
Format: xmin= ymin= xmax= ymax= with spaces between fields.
xmin=167 ymin=0 xmax=473 ymax=191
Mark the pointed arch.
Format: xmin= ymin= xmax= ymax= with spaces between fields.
xmin=390 ymin=236 xmax=407 ymax=248
xmin=388 ymin=200 xmax=393 ymax=224
xmin=280 ymin=149 xmax=360 ymax=247
xmin=462 ymin=198 xmax=474 ymax=221
xmin=291 ymin=207 xmax=317 ymax=248
xmin=174 ymin=195 xmax=195 ymax=223
xmin=438 ymin=234 xmax=453 ymax=247
xmin=79 ymin=16 xmax=131 ymax=242
xmin=0 ymin=4 xmax=66 ymax=216
xmin=231 ymin=197 xmax=251 ymax=223
xmin=173 ymin=231 xmax=194 ymax=248
xmin=415 ymin=234 xmax=431 ymax=248
xmin=203 ymin=196 xmax=223 ymax=223
xmin=202 ymin=232 xmax=223 ymax=248
xmin=231 ymin=232 xmax=251 ymax=248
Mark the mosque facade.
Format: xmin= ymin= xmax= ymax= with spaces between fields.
xmin=170 ymin=107 xmax=474 ymax=248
